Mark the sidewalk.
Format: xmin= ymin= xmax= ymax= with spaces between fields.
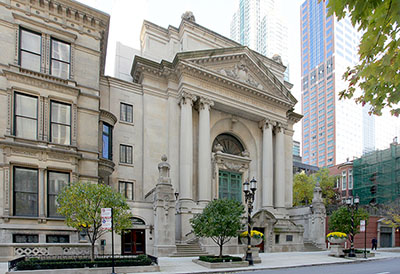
xmin=129 ymin=248 xmax=400 ymax=274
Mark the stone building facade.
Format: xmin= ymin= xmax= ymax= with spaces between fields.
xmin=0 ymin=0 xmax=324 ymax=259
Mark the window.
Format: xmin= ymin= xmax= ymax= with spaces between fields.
xmin=51 ymin=39 xmax=70 ymax=78
xmin=218 ymin=171 xmax=242 ymax=202
xmin=119 ymin=181 xmax=133 ymax=200
xmin=46 ymin=235 xmax=70 ymax=243
xmin=14 ymin=93 xmax=38 ymax=139
xmin=348 ymin=169 xmax=353 ymax=189
xmin=48 ymin=171 xmax=69 ymax=218
xmin=50 ymin=101 xmax=71 ymax=145
xmin=286 ymin=235 xmax=293 ymax=242
xmin=342 ymin=171 xmax=347 ymax=190
xmin=120 ymin=103 xmax=133 ymax=123
xmin=19 ymin=29 xmax=41 ymax=72
xmin=120 ymin=144 xmax=133 ymax=164
xmin=13 ymin=167 xmax=38 ymax=216
xmin=13 ymin=234 xmax=38 ymax=243
xmin=102 ymin=123 xmax=112 ymax=160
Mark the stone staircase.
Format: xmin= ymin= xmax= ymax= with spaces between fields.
xmin=170 ymin=239 xmax=210 ymax=257
xmin=303 ymin=241 xmax=325 ymax=252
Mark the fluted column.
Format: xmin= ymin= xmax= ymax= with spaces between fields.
xmin=274 ymin=123 xmax=285 ymax=208
xmin=260 ymin=119 xmax=274 ymax=208
xmin=179 ymin=92 xmax=197 ymax=201
xmin=198 ymin=97 xmax=214 ymax=203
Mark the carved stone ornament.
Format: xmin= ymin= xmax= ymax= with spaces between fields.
xmin=181 ymin=11 xmax=196 ymax=22
xmin=218 ymin=62 xmax=264 ymax=90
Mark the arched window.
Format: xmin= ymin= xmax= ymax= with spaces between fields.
xmin=212 ymin=134 xmax=245 ymax=156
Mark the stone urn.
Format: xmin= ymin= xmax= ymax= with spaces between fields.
xmin=240 ymin=236 xmax=263 ymax=246
xmin=327 ymin=237 xmax=346 ymax=244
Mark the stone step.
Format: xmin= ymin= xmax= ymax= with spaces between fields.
xmin=171 ymin=243 xmax=211 ymax=257
xmin=304 ymin=242 xmax=325 ymax=252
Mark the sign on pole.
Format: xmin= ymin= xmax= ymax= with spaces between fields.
xmin=101 ymin=208 xmax=112 ymax=230
xmin=360 ymin=220 xmax=366 ymax=232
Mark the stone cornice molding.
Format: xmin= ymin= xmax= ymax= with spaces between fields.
xmin=4 ymin=67 xmax=79 ymax=96
xmin=179 ymin=91 xmax=197 ymax=106
xmin=99 ymin=109 xmax=117 ymax=126
xmin=287 ymin=109 xmax=303 ymax=124
xmin=199 ymin=96 xmax=214 ymax=110
xmin=214 ymin=151 xmax=251 ymax=173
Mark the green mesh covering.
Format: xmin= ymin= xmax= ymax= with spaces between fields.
xmin=353 ymin=143 xmax=400 ymax=205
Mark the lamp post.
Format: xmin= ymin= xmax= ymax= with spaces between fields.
xmin=243 ymin=177 xmax=257 ymax=266
xmin=346 ymin=195 xmax=359 ymax=257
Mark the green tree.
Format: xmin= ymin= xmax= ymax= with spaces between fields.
xmin=190 ymin=199 xmax=244 ymax=258
xmin=383 ymin=200 xmax=400 ymax=228
xmin=293 ymin=173 xmax=314 ymax=206
xmin=327 ymin=0 xmax=400 ymax=116
xmin=57 ymin=182 xmax=133 ymax=261
xmin=293 ymin=168 xmax=339 ymax=206
xmin=329 ymin=206 xmax=369 ymax=241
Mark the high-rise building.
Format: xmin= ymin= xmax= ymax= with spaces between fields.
xmin=300 ymin=0 xmax=399 ymax=167
xmin=230 ymin=0 xmax=289 ymax=80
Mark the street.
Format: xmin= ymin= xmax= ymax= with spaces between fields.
xmin=232 ymin=258 xmax=400 ymax=274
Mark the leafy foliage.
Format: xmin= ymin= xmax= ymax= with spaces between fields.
xmin=293 ymin=168 xmax=339 ymax=206
xmin=327 ymin=0 xmax=400 ymax=116
xmin=190 ymin=199 xmax=244 ymax=257
xmin=328 ymin=206 xmax=369 ymax=239
xmin=57 ymin=182 xmax=133 ymax=260
xmin=382 ymin=200 xmax=400 ymax=228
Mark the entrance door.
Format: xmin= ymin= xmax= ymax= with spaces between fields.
xmin=380 ymin=233 xmax=392 ymax=247
xmin=218 ymin=171 xmax=242 ymax=202
xmin=121 ymin=229 xmax=145 ymax=255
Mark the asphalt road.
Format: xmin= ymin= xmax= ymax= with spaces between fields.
xmin=232 ymin=258 xmax=400 ymax=274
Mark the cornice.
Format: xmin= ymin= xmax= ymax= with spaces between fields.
xmin=4 ymin=67 xmax=80 ymax=96
xmin=287 ymin=110 xmax=303 ymax=123
xmin=99 ymin=109 xmax=117 ymax=126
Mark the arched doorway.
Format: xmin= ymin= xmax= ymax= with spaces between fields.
xmin=121 ymin=217 xmax=146 ymax=255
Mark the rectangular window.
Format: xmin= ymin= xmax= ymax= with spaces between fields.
xmin=102 ymin=123 xmax=112 ymax=160
xmin=48 ymin=171 xmax=69 ymax=218
xmin=14 ymin=93 xmax=38 ymax=139
xmin=342 ymin=171 xmax=347 ymax=190
xmin=19 ymin=29 xmax=41 ymax=72
xmin=120 ymin=144 xmax=133 ymax=164
xmin=348 ymin=169 xmax=353 ymax=189
xmin=46 ymin=235 xmax=70 ymax=243
xmin=14 ymin=167 xmax=38 ymax=216
xmin=50 ymin=101 xmax=71 ymax=145
xmin=119 ymin=181 xmax=134 ymax=200
xmin=218 ymin=171 xmax=242 ymax=202
xmin=286 ymin=235 xmax=293 ymax=242
xmin=51 ymin=39 xmax=70 ymax=78
xmin=120 ymin=103 xmax=133 ymax=123
xmin=13 ymin=234 xmax=38 ymax=243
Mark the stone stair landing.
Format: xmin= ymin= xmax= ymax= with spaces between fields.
xmin=170 ymin=242 xmax=210 ymax=257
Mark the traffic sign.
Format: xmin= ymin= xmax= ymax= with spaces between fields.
xmin=101 ymin=208 xmax=112 ymax=218
xmin=101 ymin=217 xmax=112 ymax=230
xmin=360 ymin=220 xmax=366 ymax=232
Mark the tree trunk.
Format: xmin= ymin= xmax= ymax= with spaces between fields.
xmin=219 ymin=243 xmax=223 ymax=258
xmin=91 ymin=242 xmax=95 ymax=261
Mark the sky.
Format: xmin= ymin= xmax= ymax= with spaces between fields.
xmin=78 ymin=0 xmax=304 ymax=141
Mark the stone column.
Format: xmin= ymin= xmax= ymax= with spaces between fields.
xmin=198 ymin=97 xmax=214 ymax=203
xmin=39 ymin=168 xmax=46 ymax=219
xmin=260 ymin=119 xmax=274 ymax=208
xmin=274 ymin=123 xmax=285 ymax=208
xmin=179 ymin=92 xmax=197 ymax=201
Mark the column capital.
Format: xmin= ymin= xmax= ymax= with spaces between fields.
xmin=199 ymin=97 xmax=214 ymax=110
xmin=259 ymin=118 xmax=275 ymax=130
xmin=179 ymin=91 xmax=197 ymax=106
xmin=274 ymin=122 xmax=287 ymax=134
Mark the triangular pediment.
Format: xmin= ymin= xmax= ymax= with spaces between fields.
xmin=175 ymin=47 xmax=297 ymax=106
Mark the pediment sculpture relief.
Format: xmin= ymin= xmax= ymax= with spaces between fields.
xmin=217 ymin=63 xmax=264 ymax=90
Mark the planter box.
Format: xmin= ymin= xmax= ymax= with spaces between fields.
xmin=6 ymin=265 xmax=160 ymax=274
xmin=193 ymin=259 xmax=249 ymax=269
xmin=353 ymin=252 xmax=375 ymax=258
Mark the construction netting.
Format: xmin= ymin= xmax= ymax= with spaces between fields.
xmin=353 ymin=143 xmax=400 ymax=205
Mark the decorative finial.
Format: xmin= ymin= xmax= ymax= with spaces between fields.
xmin=161 ymin=154 xmax=167 ymax=162
xmin=181 ymin=11 xmax=196 ymax=22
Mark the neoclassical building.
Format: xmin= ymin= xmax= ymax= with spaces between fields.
xmin=0 ymin=1 xmax=322 ymax=259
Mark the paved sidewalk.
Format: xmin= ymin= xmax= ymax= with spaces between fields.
xmin=127 ymin=249 xmax=400 ymax=274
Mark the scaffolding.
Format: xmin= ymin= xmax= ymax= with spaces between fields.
xmin=353 ymin=142 xmax=400 ymax=205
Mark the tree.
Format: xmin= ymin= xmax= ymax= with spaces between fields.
xmin=57 ymin=182 xmax=133 ymax=261
xmin=383 ymin=200 xmax=400 ymax=228
xmin=327 ymin=0 xmax=400 ymax=116
xmin=190 ymin=199 xmax=244 ymax=258
xmin=292 ymin=168 xmax=339 ymax=206
xmin=329 ymin=206 xmax=369 ymax=241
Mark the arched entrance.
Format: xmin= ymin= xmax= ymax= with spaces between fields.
xmin=121 ymin=217 xmax=146 ymax=255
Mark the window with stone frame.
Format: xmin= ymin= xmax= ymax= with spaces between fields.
xmin=19 ymin=28 xmax=41 ymax=72
xmin=119 ymin=181 xmax=134 ymax=200
xmin=342 ymin=170 xmax=347 ymax=190
xmin=348 ymin=169 xmax=353 ymax=189
xmin=120 ymin=103 xmax=133 ymax=123
xmin=48 ymin=171 xmax=69 ymax=218
xmin=13 ymin=234 xmax=38 ymax=243
xmin=218 ymin=170 xmax=242 ymax=202
xmin=46 ymin=234 xmax=70 ymax=243
xmin=14 ymin=92 xmax=38 ymax=140
xmin=50 ymin=101 xmax=71 ymax=145
xmin=50 ymin=38 xmax=71 ymax=78
xmin=13 ymin=167 xmax=38 ymax=217
xmin=120 ymin=144 xmax=133 ymax=164
xmin=102 ymin=123 xmax=113 ymax=160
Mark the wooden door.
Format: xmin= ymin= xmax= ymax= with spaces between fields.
xmin=121 ymin=229 xmax=145 ymax=255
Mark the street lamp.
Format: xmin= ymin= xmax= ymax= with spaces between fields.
xmin=243 ymin=177 xmax=257 ymax=265
xmin=346 ymin=195 xmax=359 ymax=257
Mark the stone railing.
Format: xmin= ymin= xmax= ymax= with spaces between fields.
xmin=0 ymin=243 xmax=92 ymax=258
